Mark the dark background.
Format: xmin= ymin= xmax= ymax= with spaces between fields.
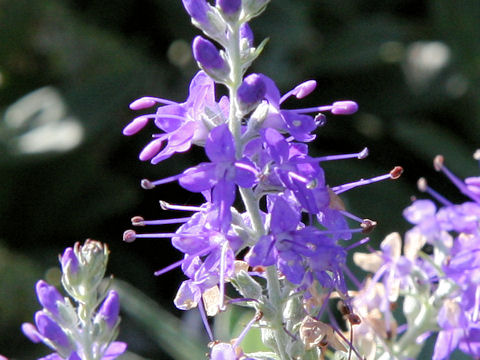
xmin=1 ymin=0 xmax=479 ymax=358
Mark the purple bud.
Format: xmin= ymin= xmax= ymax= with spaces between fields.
xmin=35 ymin=311 xmax=70 ymax=348
xmin=182 ymin=0 xmax=209 ymax=24
xmin=331 ymin=101 xmax=358 ymax=115
xmin=217 ymin=0 xmax=241 ymax=15
xmin=192 ymin=36 xmax=225 ymax=69
xmin=240 ymin=23 xmax=254 ymax=47
xmin=21 ymin=322 xmax=42 ymax=343
xmin=35 ymin=281 xmax=64 ymax=317
xmin=123 ymin=116 xmax=150 ymax=136
xmin=238 ymin=74 xmax=266 ymax=105
xmin=97 ymin=290 xmax=120 ymax=329
xmin=61 ymin=247 xmax=79 ymax=275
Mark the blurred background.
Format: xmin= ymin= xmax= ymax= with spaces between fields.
xmin=1 ymin=0 xmax=479 ymax=358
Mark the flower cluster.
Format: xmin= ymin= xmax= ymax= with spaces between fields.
xmin=352 ymin=154 xmax=480 ymax=360
xmin=22 ymin=240 xmax=126 ymax=360
xmin=122 ymin=0 xmax=401 ymax=358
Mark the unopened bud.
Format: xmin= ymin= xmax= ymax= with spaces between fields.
xmin=192 ymin=36 xmax=225 ymax=70
xmin=238 ymin=73 xmax=266 ymax=106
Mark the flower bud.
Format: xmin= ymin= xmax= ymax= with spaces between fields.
xmin=96 ymin=291 xmax=120 ymax=329
xmin=35 ymin=311 xmax=71 ymax=350
xmin=217 ymin=0 xmax=241 ymax=15
xmin=35 ymin=280 xmax=64 ymax=317
xmin=238 ymin=73 xmax=266 ymax=108
xmin=331 ymin=100 xmax=358 ymax=115
xmin=182 ymin=0 xmax=210 ymax=24
xmin=192 ymin=36 xmax=225 ymax=70
xmin=240 ymin=23 xmax=254 ymax=47
xmin=61 ymin=247 xmax=79 ymax=276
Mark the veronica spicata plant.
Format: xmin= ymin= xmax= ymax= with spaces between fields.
xmin=122 ymin=0 xmax=401 ymax=359
xmin=352 ymin=153 xmax=480 ymax=360
xmin=22 ymin=240 xmax=126 ymax=360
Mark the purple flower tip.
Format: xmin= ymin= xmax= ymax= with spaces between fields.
xmin=35 ymin=281 xmax=64 ymax=316
xmin=331 ymin=101 xmax=358 ymax=115
xmin=238 ymin=74 xmax=266 ymax=105
xmin=182 ymin=0 xmax=209 ymax=24
xmin=192 ymin=36 xmax=225 ymax=70
xmin=97 ymin=291 xmax=120 ymax=329
xmin=129 ymin=97 xmax=156 ymax=110
xmin=217 ymin=0 xmax=241 ymax=14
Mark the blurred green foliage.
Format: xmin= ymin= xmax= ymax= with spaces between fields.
xmin=1 ymin=0 xmax=479 ymax=358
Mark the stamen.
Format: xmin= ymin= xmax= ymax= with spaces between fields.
xmin=140 ymin=173 xmax=184 ymax=189
xmin=218 ymin=242 xmax=228 ymax=312
xmin=154 ymin=244 xmax=217 ymax=276
xmin=417 ymin=177 xmax=453 ymax=206
xmin=344 ymin=237 xmax=371 ymax=252
xmin=339 ymin=210 xmax=363 ymax=223
xmin=280 ymin=80 xmax=317 ymax=103
xmin=312 ymin=148 xmax=368 ymax=162
xmin=433 ymin=155 xmax=480 ymax=202
xmin=129 ymin=96 xmax=177 ymax=110
xmin=122 ymin=115 xmax=155 ymax=136
xmin=294 ymin=100 xmax=358 ymax=116
xmin=123 ymin=229 xmax=137 ymax=243
xmin=315 ymin=113 xmax=327 ymax=127
xmin=332 ymin=166 xmax=403 ymax=194
xmin=232 ymin=311 xmax=262 ymax=349
xmin=340 ymin=262 xmax=362 ymax=288
xmin=198 ymin=300 xmax=214 ymax=342
xmin=131 ymin=216 xmax=191 ymax=226
xmin=159 ymin=201 xmax=204 ymax=212
xmin=361 ymin=219 xmax=377 ymax=234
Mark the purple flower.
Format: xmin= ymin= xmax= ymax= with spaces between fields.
xmin=179 ymin=124 xmax=257 ymax=231
xmin=124 ymin=71 xmax=228 ymax=164
xmin=247 ymin=195 xmax=347 ymax=290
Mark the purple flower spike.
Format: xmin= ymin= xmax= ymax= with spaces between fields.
xmin=217 ymin=0 xmax=241 ymax=15
xmin=182 ymin=0 xmax=210 ymax=24
xmin=97 ymin=291 xmax=120 ymax=329
xmin=238 ymin=74 xmax=266 ymax=105
xmin=193 ymin=36 xmax=225 ymax=70
xmin=331 ymin=101 xmax=358 ymax=115
xmin=35 ymin=281 xmax=64 ymax=317
xmin=35 ymin=311 xmax=71 ymax=349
